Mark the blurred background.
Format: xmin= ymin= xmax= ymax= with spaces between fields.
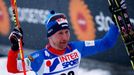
xmin=0 ymin=0 xmax=134 ymax=75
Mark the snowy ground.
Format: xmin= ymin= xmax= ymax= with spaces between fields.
xmin=0 ymin=57 xmax=134 ymax=75
xmin=0 ymin=57 xmax=112 ymax=75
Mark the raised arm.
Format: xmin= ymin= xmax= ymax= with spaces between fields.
xmin=7 ymin=28 xmax=31 ymax=73
xmin=71 ymin=23 xmax=119 ymax=57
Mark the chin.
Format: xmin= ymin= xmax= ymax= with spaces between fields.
xmin=59 ymin=44 xmax=67 ymax=49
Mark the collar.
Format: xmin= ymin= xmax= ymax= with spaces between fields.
xmin=45 ymin=43 xmax=66 ymax=56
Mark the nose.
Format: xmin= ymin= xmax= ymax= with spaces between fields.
xmin=62 ymin=33 xmax=67 ymax=40
xmin=61 ymin=32 xmax=69 ymax=41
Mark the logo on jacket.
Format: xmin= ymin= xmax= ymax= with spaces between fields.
xmin=59 ymin=51 xmax=79 ymax=68
xmin=45 ymin=58 xmax=60 ymax=72
xmin=45 ymin=50 xmax=80 ymax=73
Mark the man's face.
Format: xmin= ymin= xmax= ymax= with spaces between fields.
xmin=49 ymin=29 xmax=70 ymax=50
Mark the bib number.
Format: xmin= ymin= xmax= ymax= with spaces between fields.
xmin=61 ymin=71 xmax=75 ymax=75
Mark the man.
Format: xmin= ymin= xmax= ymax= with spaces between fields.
xmin=7 ymin=10 xmax=119 ymax=75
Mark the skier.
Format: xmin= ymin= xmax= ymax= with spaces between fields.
xmin=7 ymin=10 xmax=119 ymax=75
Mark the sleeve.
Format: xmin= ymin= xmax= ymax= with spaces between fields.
xmin=26 ymin=50 xmax=45 ymax=72
xmin=7 ymin=49 xmax=32 ymax=73
xmin=7 ymin=48 xmax=45 ymax=73
xmin=72 ymin=23 xmax=119 ymax=57
xmin=7 ymin=49 xmax=20 ymax=73
xmin=15 ymin=50 xmax=45 ymax=72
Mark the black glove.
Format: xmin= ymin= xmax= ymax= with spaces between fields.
xmin=9 ymin=27 xmax=23 ymax=51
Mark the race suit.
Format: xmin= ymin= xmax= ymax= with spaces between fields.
xmin=7 ymin=24 xmax=119 ymax=75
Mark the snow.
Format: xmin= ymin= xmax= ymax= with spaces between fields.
xmin=0 ymin=57 xmax=111 ymax=75
xmin=78 ymin=68 xmax=111 ymax=75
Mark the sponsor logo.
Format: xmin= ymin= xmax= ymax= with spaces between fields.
xmin=95 ymin=12 xmax=134 ymax=32
xmin=8 ymin=7 xmax=49 ymax=25
xmin=45 ymin=58 xmax=60 ymax=72
xmin=59 ymin=51 xmax=79 ymax=68
xmin=48 ymin=29 xmax=53 ymax=33
xmin=61 ymin=24 xmax=68 ymax=27
xmin=95 ymin=12 xmax=113 ymax=32
xmin=69 ymin=0 xmax=96 ymax=41
xmin=28 ymin=55 xmax=34 ymax=61
xmin=45 ymin=51 xmax=79 ymax=72
xmin=56 ymin=18 xmax=68 ymax=25
xmin=0 ymin=0 xmax=10 ymax=36
xmin=85 ymin=40 xmax=95 ymax=47
xmin=62 ymin=58 xmax=78 ymax=68
xmin=59 ymin=51 xmax=78 ymax=63
xmin=44 ymin=51 xmax=50 ymax=57
xmin=32 ymin=53 xmax=39 ymax=58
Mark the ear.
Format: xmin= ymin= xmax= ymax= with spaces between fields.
xmin=48 ymin=36 xmax=53 ymax=41
xmin=48 ymin=37 xmax=51 ymax=40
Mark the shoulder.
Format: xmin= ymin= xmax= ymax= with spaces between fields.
xmin=68 ymin=41 xmax=84 ymax=51
xmin=27 ymin=48 xmax=50 ymax=60
xmin=69 ymin=41 xmax=84 ymax=47
xmin=30 ymin=48 xmax=46 ymax=56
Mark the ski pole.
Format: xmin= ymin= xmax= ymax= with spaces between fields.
xmin=10 ymin=0 xmax=27 ymax=75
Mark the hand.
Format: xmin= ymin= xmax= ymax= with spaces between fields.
xmin=9 ymin=27 xmax=23 ymax=51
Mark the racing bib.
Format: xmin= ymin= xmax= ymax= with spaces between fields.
xmin=41 ymin=49 xmax=81 ymax=75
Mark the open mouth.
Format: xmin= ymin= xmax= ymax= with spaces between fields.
xmin=60 ymin=41 xmax=67 ymax=45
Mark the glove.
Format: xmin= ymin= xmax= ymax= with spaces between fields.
xmin=109 ymin=0 xmax=127 ymax=14
xmin=9 ymin=27 xmax=23 ymax=51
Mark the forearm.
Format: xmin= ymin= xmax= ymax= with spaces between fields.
xmin=7 ymin=49 xmax=20 ymax=73
xmin=101 ymin=24 xmax=119 ymax=48
xmin=81 ymin=24 xmax=119 ymax=57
